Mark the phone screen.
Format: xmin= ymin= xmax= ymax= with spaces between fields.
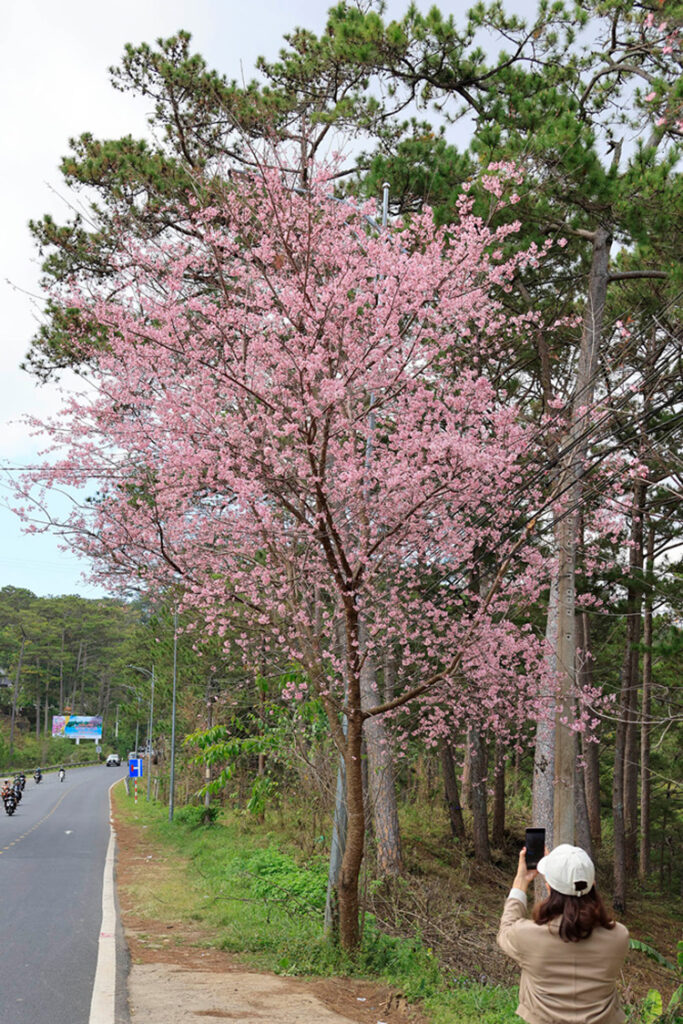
xmin=525 ymin=827 xmax=546 ymax=869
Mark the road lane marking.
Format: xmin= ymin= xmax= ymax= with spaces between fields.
xmin=88 ymin=781 xmax=119 ymax=1024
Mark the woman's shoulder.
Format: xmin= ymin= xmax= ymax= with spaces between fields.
xmin=594 ymin=919 xmax=629 ymax=950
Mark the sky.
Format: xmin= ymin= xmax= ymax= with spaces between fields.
xmin=0 ymin=0 xmax=538 ymax=600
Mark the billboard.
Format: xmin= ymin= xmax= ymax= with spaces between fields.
xmin=52 ymin=715 xmax=103 ymax=740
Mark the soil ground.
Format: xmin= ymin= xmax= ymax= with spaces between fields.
xmin=114 ymin=809 xmax=427 ymax=1024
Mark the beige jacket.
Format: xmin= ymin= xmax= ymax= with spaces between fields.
xmin=497 ymin=896 xmax=629 ymax=1024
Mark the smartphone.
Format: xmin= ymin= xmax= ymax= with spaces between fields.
xmin=525 ymin=827 xmax=546 ymax=869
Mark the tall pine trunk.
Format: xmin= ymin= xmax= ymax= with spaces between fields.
xmin=325 ymin=619 xmax=348 ymax=934
xmin=613 ymin=478 xmax=646 ymax=911
xmin=440 ymin=739 xmax=466 ymax=840
xmin=578 ymin=610 xmax=602 ymax=846
xmin=492 ymin=741 xmax=506 ymax=848
xmin=533 ymin=574 xmax=558 ymax=851
xmin=555 ymin=226 xmax=612 ymax=845
xmin=574 ymin=756 xmax=593 ymax=860
xmin=360 ymin=635 xmax=403 ymax=876
xmin=625 ymin=482 xmax=646 ymax=872
xmin=639 ymin=519 xmax=655 ymax=881
xmin=470 ymin=726 xmax=490 ymax=864
xmin=461 ymin=727 xmax=472 ymax=810
xmin=533 ymin=226 xmax=612 ymax=849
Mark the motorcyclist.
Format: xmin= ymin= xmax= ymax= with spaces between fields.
xmin=58 ymin=766 xmax=66 ymax=782
xmin=12 ymin=777 xmax=22 ymax=802
xmin=34 ymin=767 xmax=42 ymax=782
xmin=1 ymin=779 xmax=11 ymax=801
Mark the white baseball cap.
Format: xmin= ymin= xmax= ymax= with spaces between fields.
xmin=536 ymin=844 xmax=595 ymax=897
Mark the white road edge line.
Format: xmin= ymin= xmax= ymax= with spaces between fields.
xmin=88 ymin=780 xmax=119 ymax=1024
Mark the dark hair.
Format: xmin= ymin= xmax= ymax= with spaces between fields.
xmin=533 ymin=886 xmax=616 ymax=942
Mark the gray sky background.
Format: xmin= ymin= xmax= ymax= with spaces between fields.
xmin=0 ymin=0 xmax=537 ymax=599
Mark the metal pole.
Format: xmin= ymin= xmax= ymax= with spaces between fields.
xmin=169 ymin=610 xmax=178 ymax=821
xmin=134 ymin=719 xmax=139 ymax=756
xmin=147 ymin=666 xmax=154 ymax=802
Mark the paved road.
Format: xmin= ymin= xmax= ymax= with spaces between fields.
xmin=0 ymin=764 xmax=126 ymax=1024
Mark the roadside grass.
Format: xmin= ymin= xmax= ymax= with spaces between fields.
xmin=112 ymin=784 xmax=521 ymax=1023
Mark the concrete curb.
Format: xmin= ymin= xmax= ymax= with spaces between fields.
xmin=88 ymin=779 xmax=129 ymax=1024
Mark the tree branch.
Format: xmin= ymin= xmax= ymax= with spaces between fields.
xmin=608 ymin=270 xmax=668 ymax=282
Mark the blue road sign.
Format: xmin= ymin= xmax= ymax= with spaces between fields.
xmin=129 ymin=758 xmax=143 ymax=778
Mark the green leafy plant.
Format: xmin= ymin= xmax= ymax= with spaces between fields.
xmin=247 ymin=775 xmax=278 ymax=818
xmin=629 ymin=938 xmax=683 ymax=1022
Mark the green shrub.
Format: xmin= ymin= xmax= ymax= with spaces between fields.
xmin=174 ymin=804 xmax=220 ymax=828
xmin=235 ymin=846 xmax=328 ymax=911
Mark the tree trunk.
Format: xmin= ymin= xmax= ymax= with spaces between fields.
xmin=574 ymin=753 xmax=593 ymax=860
xmin=624 ymin=481 xmax=645 ymax=873
xmin=383 ymin=646 xmax=397 ymax=704
xmin=461 ymin=726 xmax=472 ymax=810
xmin=324 ymin=752 xmax=347 ymax=934
xmin=554 ymin=512 xmax=577 ymax=845
xmin=639 ymin=520 xmax=655 ymax=881
xmin=613 ymin=477 xmax=646 ymax=908
xmin=59 ymin=628 xmax=65 ymax=712
xmin=560 ymin=229 xmax=612 ymax=843
xmin=612 ymin=652 xmax=629 ymax=914
xmin=325 ymin=619 xmax=349 ymax=935
xmin=440 ymin=739 xmax=466 ymax=840
xmin=335 ymin=599 xmax=368 ymax=952
xmin=338 ymin=707 xmax=364 ymax=950
xmin=533 ymin=574 xmax=558 ymax=851
xmin=70 ymin=638 xmax=83 ymax=711
xmin=203 ymin=684 xmax=214 ymax=824
xmin=578 ymin=610 xmax=602 ymax=845
xmin=360 ymin=635 xmax=403 ymax=876
xmin=470 ymin=726 xmax=490 ymax=864
xmin=541 ymin=225 xmax=612 ymax=849
xmin=9 ymin=634 xmax=27 ymax=756
xmin=491 ymin=741 xmax=506 ymax=848
xmin=79 ymin=644 xmax=88 ymax=713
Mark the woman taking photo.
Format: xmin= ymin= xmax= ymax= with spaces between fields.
xmin=497 ymin=844 xmax=629 ymax=1024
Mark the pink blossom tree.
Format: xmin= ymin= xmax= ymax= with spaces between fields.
xmin=21 ymin=159 xmax=564 ymax=949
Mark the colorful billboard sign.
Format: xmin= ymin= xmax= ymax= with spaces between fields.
xmin=52 ymin=715 xmax=103 ymax=740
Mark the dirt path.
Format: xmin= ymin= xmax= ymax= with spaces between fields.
xmin=114 ymin=804 xmax=423 ymax=1024
xmin=129 ymin=964 xmax=405 ymax=1024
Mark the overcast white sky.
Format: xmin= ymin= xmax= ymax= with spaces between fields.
xmin=0 ymin=0 xmax=537 ymax=599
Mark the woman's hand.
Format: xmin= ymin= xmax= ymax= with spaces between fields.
xmin=513 ymin=847 xmax=539 ymax=892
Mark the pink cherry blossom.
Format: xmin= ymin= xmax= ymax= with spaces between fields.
xmin=13 ymin=153 xmax=625 ymax=763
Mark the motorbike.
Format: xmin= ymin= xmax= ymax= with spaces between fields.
xmin=16 ymin=772 xmax=26 ymax=791
xmin=34 ymin=769 xmax=42 ymax=784
xmin=58 ymin=768 xmax=66 ymax=782
xmin=3 ymin=792 xmax=17 ymax=816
